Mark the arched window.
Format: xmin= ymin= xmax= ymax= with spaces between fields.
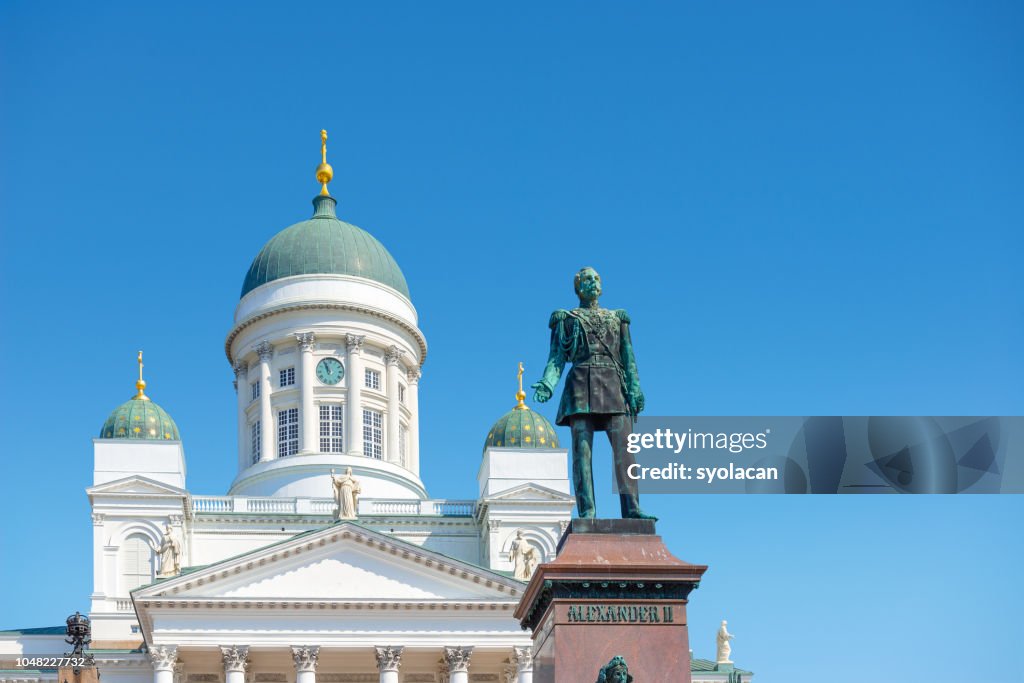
xmin=120 ymin=534 xmax=154 ymax=593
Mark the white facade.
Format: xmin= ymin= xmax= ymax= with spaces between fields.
xmin=0 ymin=191 xmax=579 ymax=683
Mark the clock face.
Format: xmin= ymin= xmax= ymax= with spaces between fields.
xmin=316 ymin=357 xmax=345 ymax=385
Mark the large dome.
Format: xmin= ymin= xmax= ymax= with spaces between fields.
xmin=240 ymin=195 xmax=410 ymax=299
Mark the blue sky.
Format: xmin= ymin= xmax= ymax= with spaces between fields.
xmin=1 ymin=2 xmax=1021 ymax=681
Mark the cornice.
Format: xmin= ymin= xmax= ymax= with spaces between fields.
xmin=225 ymin=302 xmax=427 ymax=367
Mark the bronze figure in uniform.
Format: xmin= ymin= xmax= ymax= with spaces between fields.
xmin=532 ymin=267 xmax=655 ymax=520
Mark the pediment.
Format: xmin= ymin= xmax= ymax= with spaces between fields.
xmin=137 ymin=522 xmax=520 ymax=602
xmin=486 ymin=482 xmax=574 ymax=502
xmin=87 ymin=475 xmax=187 ymax=497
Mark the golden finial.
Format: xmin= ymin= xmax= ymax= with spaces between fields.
xmin=316 ymin=129 xmax=334 ymax=196
xmin=135 ymin=350 xmax=149 ymax=400
xmin=515 ymin=361 xmax=529 ymax=410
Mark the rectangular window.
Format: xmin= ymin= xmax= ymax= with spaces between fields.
xmin=365 ymin=368 xmax=381 ymax=390
xmin=398 ymin=384 xmax=406 ymax=405
xmin=250 ymin=420 xmax=261 ymax=464
xmin=279 ymin=367 xmax=296 ymax=387
xmin=250 ymin=381 xmax=260 ymax=402
xmin=399 ymin=423 xmax=408 ymax=465
xmin=277 ymin=408 xmax=299 ymax=457
xmin=363 ymin=409 xmax=383 ymax=459
xmin=319 ymin=405 xmax=344 ymax=453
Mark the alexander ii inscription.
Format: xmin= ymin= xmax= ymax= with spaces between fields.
xmin=566 ymin=604 xmax=676 ymax=624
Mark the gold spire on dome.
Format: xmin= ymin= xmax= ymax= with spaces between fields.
xmin=135 ymin=350 xmax=150 ymax=400
xmin=316 ymin=129 xmax=334 ymax=196
xmin=515 ymin=361 xmax=530 ymax=410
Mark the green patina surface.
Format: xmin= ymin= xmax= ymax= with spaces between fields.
xmin=99 ymin=397 xmax=179 ymax=440
xmin=0 ymin=626 xmax=65 ymax=635
xmin=241 ymin=195 xmax=409 ymax=299
xmin=690 ymin=659 xmax=753 ymax=675
xmin=483 ymin=407 xmax=559 ymax=453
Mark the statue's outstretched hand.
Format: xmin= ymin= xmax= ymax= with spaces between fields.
xmin=531 ymin=382 xmax=552 ymax=403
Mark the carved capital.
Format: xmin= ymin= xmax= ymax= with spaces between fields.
xmin=513 ymin=646 xmax=533 ymax=672
xmin=220 ymin=645 xmax=250 ymax=673
xmin=443 ymin=646 xmax=474 ymax=673
xmin=374 ymin=645 xmax=404 ymax=673
xmin=255 ymin=341 xmax=274 ymax=362
xmin=290 ymin=645 xmax=319 ymax=673
xmin=406 ymin=367 xmax=422 ymax=385
xmin=488 ymin=519 xmax=501 ymax=532
xmin=92 ymin=513 xmax=105 ymax=526
xmin=148 ymin=645 xmax=178 ymax=671
xmin=346 ymin=334 xmax=365 ymax=353
xmin=295 ymin=332 xmax=316 ymax=353
xmin=233 ymin=360 xmax=248 ymax=378
xmin=385 ymin=345 xmax=405 ymax=366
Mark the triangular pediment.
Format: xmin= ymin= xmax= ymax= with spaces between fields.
xmin=87 ymin=475 xmax=187 ymax=497
xmin=136 ymin=522 xmax=520 ymax=602
xmin=486 ymin=482 xmax=574 ymax=502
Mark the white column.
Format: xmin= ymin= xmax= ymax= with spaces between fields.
xmin=255 ymin=342 xmax=274 ymax=462
xmin=444 ymin=647 xmax=473 ymax=683
xmin=291 ymin=645 xmax=319 ymax=683
xmin=91 ymin=513 xmax=105 ymax=599
xmin=384 ymin=345 xmax=405 ymax=465
xmin=513 ymin=646 xmax=533 ymax=683
xmin=233 ymin=360 xmax=249 ymax=471
xmin=346 ymin=334 xmax=365 ymax=456
xmin=148 ymin=645 xmax=178 ymax=683
xmin=220 ymin=646 xmax=249 ymax=683
xmin=406 ymin=367 xmax=421 ymax=475
xmin=374 ymin=646 xmax=403 ymax=683
xmin=296 ymin=332 xmax=317 ymax=454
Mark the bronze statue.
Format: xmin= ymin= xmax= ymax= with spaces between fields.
xmin=532 ymin=267 xmax=654 ymax=520
xmin=596 ymin=655 xmax=633 ymax=683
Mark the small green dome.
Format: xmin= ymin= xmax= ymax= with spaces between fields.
xmin=100 ymin=397 xmax=180 ymax=441
xmin=484 ymin=407 xmax=560 ymax=453
xmin=241 ymin=195 xmax=410 ymax=299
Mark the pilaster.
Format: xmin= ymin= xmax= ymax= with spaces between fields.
xmin=384 ymin=345 xmax=405 ymax=465
xmin=295 ymin=332 xmax=317 ymax=454
xmin=346 ymin=334 xmax=365 ymax=456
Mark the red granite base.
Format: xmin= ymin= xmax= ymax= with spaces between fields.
xmin=515 ymin=520 xmax=707 ymax=683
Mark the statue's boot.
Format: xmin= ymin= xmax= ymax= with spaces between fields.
xmin=620 ymin=494 xmax=658 ymax=521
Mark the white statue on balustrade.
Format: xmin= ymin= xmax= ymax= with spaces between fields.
xmin=510 ymin=529 xmax=541 ymax=580
xmin=331 ymin=467 xmax=362 ymax=520
xmin=157 ymin=523 xmax=181 ymax=577
xmin=716 ymin=619 xmax=735 ymax=664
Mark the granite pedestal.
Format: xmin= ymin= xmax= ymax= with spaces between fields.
xmin=514 ymin=519 xmax=707 ymax=683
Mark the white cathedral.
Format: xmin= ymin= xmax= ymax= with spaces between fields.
xmin=0 ymin=134 xmax=751 ymax=683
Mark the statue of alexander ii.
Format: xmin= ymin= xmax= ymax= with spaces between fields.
xmin=532 ymin=267 xmax=655 ymax=520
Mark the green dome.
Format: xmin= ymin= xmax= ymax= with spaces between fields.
xmin=100 ymin=396 xmax=180 ymax=441
xmin=241 ymin=195 xmax=410 ymax=299
xmin=484 ymin=406 xmax=560 ymax=453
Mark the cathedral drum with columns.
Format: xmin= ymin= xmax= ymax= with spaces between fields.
xmin=0 ymin=132 xmax=752 ymax=683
